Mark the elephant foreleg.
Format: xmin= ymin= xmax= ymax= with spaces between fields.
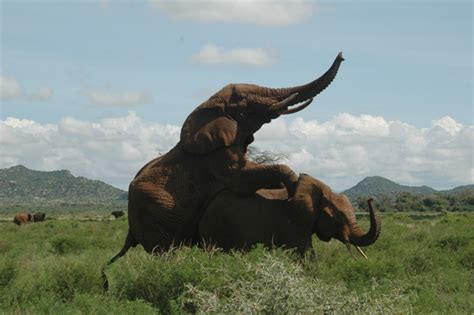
xmin=207 ymin=146 xmax=298 ymax=197
xmin=229 ymin=163 xmax=298 ymax=197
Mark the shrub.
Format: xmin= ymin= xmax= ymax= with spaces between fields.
xmin=179 ymin=251 xmax=412 ymax=314
xmin=0 ymin=261 xmax=15 ymax=288
xmin=434 ymin=235 xmax=469 ymax=252
xmin=48 ymin=236 xmax=86 ymax=255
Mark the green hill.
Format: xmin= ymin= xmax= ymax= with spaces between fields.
xmin=440 ymin=184 xmax=474 ymax=195
xmin=342 ymin=176 xmax=473 ymax=200
xmin=1 ymin=165 xmax=472 ymax=214
xmin=343 ymin=176 xmax=474 ymax=212
xmin=0 ymin=165 xmax=127 ymax=213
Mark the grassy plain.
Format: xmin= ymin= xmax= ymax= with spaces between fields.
xmin=0 ymin=213 xmax=472 ymax=314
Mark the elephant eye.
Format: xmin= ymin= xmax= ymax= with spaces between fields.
xmin=237 ymin=112 xmax=247 ymax=120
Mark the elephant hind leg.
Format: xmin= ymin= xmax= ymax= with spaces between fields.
xmin=101 ymin=230 xmax=138 ymax=291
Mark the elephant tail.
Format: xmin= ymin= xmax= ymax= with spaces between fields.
xmin=101 ymin=230 xmax=138 ymax=292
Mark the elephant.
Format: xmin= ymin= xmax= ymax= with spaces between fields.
xmin=13 ymin=212 xmax=31 ymax=225
xmin=111 ymin=211 xmax=125 ymax=219
xmin=102 ymin=52 xmax=344 ymax=289
xmin=32 ymin=212 xmax=46 ymax=222
xmin=199 ymin=173 xmax=381 ymax=258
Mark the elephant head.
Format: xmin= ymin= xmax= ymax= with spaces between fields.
xmin=291 ymin=174 xmax=381 ymax=258
xmin=180 ymin=52 xmax=344 ymax=154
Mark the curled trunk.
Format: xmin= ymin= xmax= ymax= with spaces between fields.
xmin=349 ymin=198 xmax=381 ymax=247
xmin=265 ymin=52 xmax=345 ymax=106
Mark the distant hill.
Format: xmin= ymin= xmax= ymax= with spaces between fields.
xmin=0 ymin=165 xmax=127 ymax=210
xmin=1 ymin=165 xmax=472 ymax=215
xmin=440 ymin=184 xmax=474 ymax=195
xmin=342 ymin=176 xmax=473 ymax=200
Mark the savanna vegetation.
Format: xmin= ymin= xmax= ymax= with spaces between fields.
xmin=356 ymin=190 xmax=474 ymax=213
xmin=0 ymin=165 xmax=127 ymax=214
xmin=0 ymin=212 xmax=472 ymax=314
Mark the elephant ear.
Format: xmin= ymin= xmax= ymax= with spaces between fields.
xmin=180 ymin=106 xmax=238 ymax=154
xmin=288 ymin=174 xmax=322 ymax=234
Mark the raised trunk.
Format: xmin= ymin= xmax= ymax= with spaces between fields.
xmin=349 ymin=198 xmax=381 ymax=247
xmin=265 ymin=52 xmax=344 ymax=106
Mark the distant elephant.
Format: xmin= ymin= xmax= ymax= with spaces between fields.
xmin=13 ymin=212 xmax=31 ymax=225
xmin=32 ymin=212 xmax=46 ymax=222
xmin=111 ymin=211 xmax=124 ymax=219
xmin=102 ymin=53 xmax=344 ymax=289
xmin=200 ymin=174 xmax=381 ymax=258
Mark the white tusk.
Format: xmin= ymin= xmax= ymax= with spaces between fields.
xmin=355 ymin=246 xmax=368 ymax=260
xmin=281 ymin=98 xmax=313 ymax=115
xmin=271 ymin=93 xmax=299 ymax=112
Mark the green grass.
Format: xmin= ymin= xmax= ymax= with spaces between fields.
xmin=0 ymin=213 xmax=473 ymax=314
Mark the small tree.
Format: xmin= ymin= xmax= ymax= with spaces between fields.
xmin=247 ymin=146 xmax=288 ymax=165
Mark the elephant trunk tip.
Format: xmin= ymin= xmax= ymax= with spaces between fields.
xmin=337 ymin=51 xmax=344 ymax=61
xmin=348 ymin=197 xmax=381 ymax=247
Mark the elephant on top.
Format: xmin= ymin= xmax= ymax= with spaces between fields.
xmin=104 ymin=53 xmax=344 ymax=274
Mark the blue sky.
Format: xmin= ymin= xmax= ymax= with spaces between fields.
xmin=1 ymin=1 xmax=472 ymax=190
xmin=2 ymin=0 xmax=472 ymax=126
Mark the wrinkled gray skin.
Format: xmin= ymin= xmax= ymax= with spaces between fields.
xmin=200 ymin=174 xmax=381 ymax=255
xmin=102 ymin=53 xmax=344 ymax=290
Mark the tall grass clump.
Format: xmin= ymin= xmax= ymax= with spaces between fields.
xmin=179 ymin=250 xmax=412 ymax=314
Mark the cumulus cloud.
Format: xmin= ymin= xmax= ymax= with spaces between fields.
xmin=83 ymin=88 xmax=152 ymax=107
xmin=256 ymin=114 xmax=473 ymax=190
xmin=0 ymin=112 xmax=179 ymax=189
xmin=0 ymin=75 xmax=22 ymax=100
xmin=0 ymin=113 xmax=472 ymax=191
xmin=32 ymin=86 xmax=54 ymax=100
xmin=192 ymin=44 xmax=273 ymax=67
xmin=150 ymin=0 xmax=314 ymax=26
xmin=0 ymin=75 xmax=54 ymax=101
xmin=24 ymin=86 xmax=54 ymax=101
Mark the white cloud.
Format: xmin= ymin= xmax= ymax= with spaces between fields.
xmin=150 ymin=0 xmax=314 ymax=26
xmin=0 ymin=113 xmax=472 ymax=191
xmin=0 ymin=75 xmax=22 ymax=100
xmin=257 ymin=114 xmax=474 ymax=190
xmin=192 ymin=44 xmax=273 ymax=67
xmin=83 ymin=88 xmax=152 ymax=107
xmin=31 ymin=86 xmax=54 ymax=100
xmin=0 ymin=75 xmax=54 ymax=101
xmin=0 ymin=112 xmax=179 ymax=189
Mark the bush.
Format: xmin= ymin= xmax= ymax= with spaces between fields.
xmin=49 ymin=236 xmax=86 ymax=255
xmin=179 ymin=251 xmax=412 ymax=314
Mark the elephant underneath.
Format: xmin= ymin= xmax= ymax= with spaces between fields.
xmin=199 ymin=174 xmax=381 ymax=256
